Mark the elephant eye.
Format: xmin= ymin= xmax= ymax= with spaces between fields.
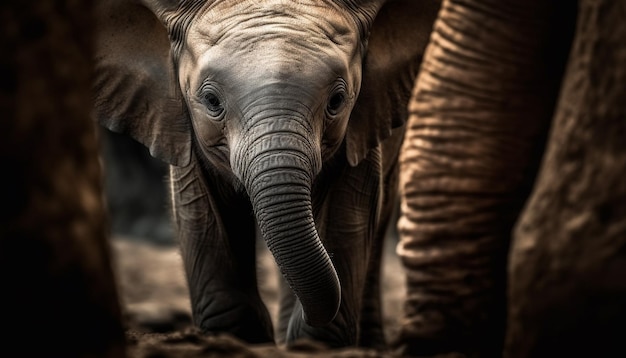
xmin=202 ymin=91 xmax=225 ymax=120
xmin=327 ymin=92 xmax=345 ymax=117
xmin=205 ymin=93 xmax=220 ymax=107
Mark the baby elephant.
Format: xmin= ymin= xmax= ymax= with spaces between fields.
xmin=94 ymin=0 xmax=439 ymax=348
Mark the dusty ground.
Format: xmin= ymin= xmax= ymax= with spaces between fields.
xmin=110 ymin=230 xmax=419 ymax=357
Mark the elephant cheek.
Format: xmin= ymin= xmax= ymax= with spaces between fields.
xmin=322 ymin=116 xmax=350 ymax=161
xmin=189 ymin=102 xmax=224 ymax=149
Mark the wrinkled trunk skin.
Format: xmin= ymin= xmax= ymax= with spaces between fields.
xmin=506 ymin=1 xmax=626 ymax=357
xmin=232 ymin=117 xmax=341 ymax=327
xmin=397 ymin=0 xmax=575 ymax=356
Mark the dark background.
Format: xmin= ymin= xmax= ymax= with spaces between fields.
xmin=98 ymin=128 xmax=175 ymax=245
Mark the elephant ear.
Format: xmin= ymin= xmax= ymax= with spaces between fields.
xmin=346 ymin=0 xmax=441 ymax=166
xmin=93 ymin=0 xmax=191 ymax=167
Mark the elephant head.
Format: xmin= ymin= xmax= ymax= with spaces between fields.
xmin=93 ymin=0 xmax=438 ymax=326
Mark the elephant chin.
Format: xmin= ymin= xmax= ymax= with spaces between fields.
xmin=236 ymin=135 xmax=341 ymax=327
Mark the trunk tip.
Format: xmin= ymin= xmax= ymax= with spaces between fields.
xmin=301 ymin=284 xmax=341 ymax=327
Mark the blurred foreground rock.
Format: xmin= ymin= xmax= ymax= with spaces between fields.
xmin=505 ymin=1 xmax=626 ymax=356
xmin=0 ymin=1 xmax=126 ymax=357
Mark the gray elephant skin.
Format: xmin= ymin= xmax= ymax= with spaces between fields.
xmin=93 ymin=0 xmax=440 ymax=348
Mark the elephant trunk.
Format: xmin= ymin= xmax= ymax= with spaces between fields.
xmin=232 ymin=117 xmax=341 ymax=327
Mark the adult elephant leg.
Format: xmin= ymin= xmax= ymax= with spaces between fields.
xmin=506 ymin=1 xmax=626 ymax=356
xmin=169 ymin=152 xmax=273 ymax=343
xmin=285 ymin=146 xmax=385 ymax=347
xmin=397 ymin=0 xmax=576 ymax=356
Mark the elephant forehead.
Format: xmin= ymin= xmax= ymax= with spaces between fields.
xmin=178 ymin=1 xmax=365 ymax=104
xmin=191 ymin=0 xmax=358 ymax=52
xmin=196 ymin=39 xmax=346 ymax=83
xmin=182 ymin=18 xmax=360 ymax=95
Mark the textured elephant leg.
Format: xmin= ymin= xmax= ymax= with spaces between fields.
xmin=170 ymin=154 xmax=273 ymax=343
xmin=285 ymin=147 xmax=384 ymax=347
xmin=359 ymin=128 xmax=404 ymax=350
xmin=356 ymin=216 xmax=386 ymax=350
xmin=397 ymin=0 xmax=577 ymax=356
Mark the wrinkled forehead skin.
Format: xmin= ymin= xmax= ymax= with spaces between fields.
xmin=178 ymin=0 xmax=367 ymax=97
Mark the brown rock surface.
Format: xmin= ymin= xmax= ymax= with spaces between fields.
xmin=505 ymin=0 xmax=626 ymax=356
xmin=0 ymin=1 xmax=125 ymax=356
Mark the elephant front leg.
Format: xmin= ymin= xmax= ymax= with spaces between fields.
xmin=358 ymin=127 xmax=405 ymax=350
xmin=358 ymin=152 xmax=401 ymax=350
xmin=169 ymin=156 xmax=273 ymax=343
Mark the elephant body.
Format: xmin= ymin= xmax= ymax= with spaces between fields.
xmin=169 ymin=127 xmax=404 ymax=345
xmin=93 ymin=0 xmax=440 ymax=348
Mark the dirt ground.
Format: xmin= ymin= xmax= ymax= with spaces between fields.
xmin=110 ymin=228 xmax=426 ymax=357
